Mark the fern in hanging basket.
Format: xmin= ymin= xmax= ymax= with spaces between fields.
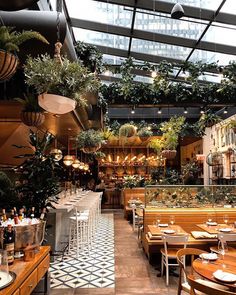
xmin=77 ymin=129 xmax=103 ymax=153
xmin=24 ymin=53 xmax=100 ymax=114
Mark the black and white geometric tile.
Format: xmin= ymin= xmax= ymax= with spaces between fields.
xmin=50 ymin=213 xmax=114 ymax=289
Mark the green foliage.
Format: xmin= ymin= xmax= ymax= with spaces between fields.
xmin=137 ymin=127 xmax=153 ymax=138
xmin=93 ymin=151 xmax=106 ymax=159
xmin=0 ymin=171 xmax=18 ymax=209
xmin=24 ymin=54 xmax=100 ymax=105
xmin=75 ymin=40 xmax=103 ymax=73
xmin=15 ymin=90 xmax=42 ymax=112
xmin=197 ymin=111 xmax=222 ymax=134
xmin=77 ymin=129 xmax=103 ymax=149
xmin=123 ymin=175 xmax=144 ymax=189
xmin=14 ymin=130 xmax=62 ymax=212
xmin=148 ymin=138 xmax=163 ymax=154
xmin=119 ymin=123 xmax=137 ymax=138
xmin=0 ymin=26 xmax=49 ymax=52
xmin=225 ymin=119 xmax=236 ymax=128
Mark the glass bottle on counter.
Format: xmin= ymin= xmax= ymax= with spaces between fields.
xmin=2 ymin=209 xmax=7 ymax=222
xmin=3 ymin=224 xmax=15 ymax=265
xmin=39 ymin=208 xmax=47 ymax=221
xmin=18 ymin=209 xmax=23 ymax=222
xmin=10 ymin=209 xmax=15 ymax=220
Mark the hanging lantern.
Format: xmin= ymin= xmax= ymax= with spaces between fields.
xmin=84 ymin=163 xmax=89 ymax=171
xmin=50 ymin=148 xmax=63 ymax=161
xmin=63 ymin=155 xmax=74 ymax=166
xmin=72 ymin=159 xmax=80 ymax=169
xmin=79 ymin=162 xmax=85 ymax=170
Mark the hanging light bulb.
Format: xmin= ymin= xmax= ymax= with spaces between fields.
xmin=84 ymin=163 xmax=89 ymax=171
xmin=171 ymin=3 xmax=185 ymax=19
xmin=79 ymin=162 xmax=85 ymax=170
xmin=63 ymin=135 xmax=74 ymax=166
xmin=72 ymin=159 xmax=80 ymax=169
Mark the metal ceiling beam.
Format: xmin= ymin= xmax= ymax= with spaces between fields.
xmin=71 ymin=18 xmax=236 ymax=56
xmin=93 ymin=0 xmax=236 ymax=26
xmin=93 ymin=43 xmax=183 ymax=64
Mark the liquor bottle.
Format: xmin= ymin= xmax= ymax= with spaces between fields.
xmin=3 ymin=224 xmax=15 ymax=265
xmin=30 ymin=207 xmax=35 ymax=219
xmin=14 ymin=212 xmax=19 ymax=225
xmin=18 ymin=209 xmax=23 ymax=222
xmin=2 ymin=209 xmax=7 ymax=222
xmin=10 ymin=209 xmax=15 ymax=220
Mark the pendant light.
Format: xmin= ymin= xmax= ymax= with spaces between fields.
xmin=171 ymin=3 xmax=185 ymax=19
xmin=72 ymin=140 xmax=80 ymax=169
xmin=63 ymin=135 xmax=74 ymax=166
xmin=50 ymin=137 xmax=63 ymax=161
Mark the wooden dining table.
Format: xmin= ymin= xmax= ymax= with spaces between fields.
xmin=197 ymin=223 xmax=236 ymax=235
xmin=192 ymin=254 xmax=236 ymax=292
xmin=148 ymin=224 xmax=187 ymax=236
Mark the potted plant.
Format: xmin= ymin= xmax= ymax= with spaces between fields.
xmin=197 ymin=111 xmax=222 ymax=133
xmin=148 ymin=138 xmax=163 ymax=154
xmin=160 ymin=116 xmax=185 ymax=159
xmin=24 ymin=51 xmax=100 ymax=115
xmin=119 ymin=123 xmax=137 ymax=138
xmin=14 ymin=130 xmax=62 ymax=212
xmin=137 ymin=127 xmax=153 ymax=142
xmin=93 ymin=151 xmax=106 ymax=161
xmin=15 ymin=91 xmax=45 ymax=127
xmin=77 ymin=129 xmax=103 ymax=154
xmin=0 ymin=26 xmax=48 ymax=81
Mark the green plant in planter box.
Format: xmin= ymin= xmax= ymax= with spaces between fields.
xmin=119 ymin=123 xmax=137 ymax=138
xmin=14 ymin=130 xmax=62 ymax=213
xmin=24 ymin=54 xmax=100 ymax=106
xmin=77 ymin=129 xmax=103 ymax=153
xmin=137 ymin=127 xmax=153 ymax=138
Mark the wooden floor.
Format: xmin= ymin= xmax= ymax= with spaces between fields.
xmin=51 ymin=210 xmax=178 ymax=294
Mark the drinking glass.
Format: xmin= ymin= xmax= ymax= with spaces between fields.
xmin=169 ymin=215 xmax=175 ymax=227
xmin=218 ymin=241 xmax=228 ymax=268
xmin=156 ymin=215 xmax=161 ymax=226
xmin=223 ymin=214 xmax=229 ymax=225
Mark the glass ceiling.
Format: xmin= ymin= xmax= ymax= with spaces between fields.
xmin=63 ymin=0 xmax=236 ymax=81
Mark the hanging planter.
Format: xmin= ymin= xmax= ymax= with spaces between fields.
xmin=206 ymin=151 xmax=223 ymax=166
xmin=119 ymin=124 xmax=137 ymax=138
xmin=20 ymin=111 xmax=45 ymax=127
xmin=0 ymin=50 xmax=19 ymax=81
xmin=38 ymin=93 xmax=76 ymax=115
xmin=161 ymin=149 xmax=177 ymax=160
xmin=24 ymin=42 xmax=100 ymax=115
xmin=77 ymin=129 xmax=103 ymax=154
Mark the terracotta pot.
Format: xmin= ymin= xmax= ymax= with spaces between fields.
xmin=20 ymin=111 xmax=45 ymax=127
xmin=38 ymin=93 xmax=76 ymax=115
xmin=139 ymin=136 xmax=148 ymax=142
xmin=0 ymin=50 xmax=19 ymax=81
xmin=161 ymin=150 xmax=177 ymax=160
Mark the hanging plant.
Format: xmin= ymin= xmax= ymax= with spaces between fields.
xmin=77 ymin=129 xmax=103 ymax=154
xmin=119 ymin=123 xmax=137 ymax=138
xmin=0 ymin=26 xmax=48 ymax=81
xmin=197 ymin=111 xmax=222 ymax=134
xmin=137 ymin=127 xmax=153 ymax=141
xmin=15 ymin=91 xmax=45 ymax=127
xmin=24 ymin=43 xmax=100 ymax=115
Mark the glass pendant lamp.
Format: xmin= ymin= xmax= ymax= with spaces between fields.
xmin=63 ymin=136 xmax=74 ymax=166
xmin=72 ymin=141 xmax=80 ymax=169
xmin=50 ymin=137 xmax=63 ymax=161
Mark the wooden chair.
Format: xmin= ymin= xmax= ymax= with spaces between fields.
xmin=161 ymin=234 xmax=189 ymax=286
xmin=131 ymin=204 xmax=144 ymax=240
xmin=187 ymin=274 xmax=235 ymax=295
xmin=177 ymin=248 xmax=230 ymax=295
xmin=176 ymin=248 xmax=207 ymax=295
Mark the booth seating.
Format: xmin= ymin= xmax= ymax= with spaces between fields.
xmin=122 ymin=188 xmax=145 ymax=219
xmin=142 ymin=208 xmax=236 ymax=261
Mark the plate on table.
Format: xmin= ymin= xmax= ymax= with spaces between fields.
xmin=219 ymin=228 xmax=232 ymax=233
xmin=0 ymin=271 xmax=16 ymax=290
xmin=163 ymin=229 xmax=176 ymax=234
xmin=158 ymin=223 xmax=168 ymax=227
xmin=213 ymin=270 xmax=236 ymax=283
xmin=199 ymin=253 xmax=218 ymax=261
xmin=206 ymin=221 xmax=218 ymax=226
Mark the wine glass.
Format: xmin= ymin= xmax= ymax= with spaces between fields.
xmin=223 ymin=214 xmax=229 ymax=225
xmin=207 ymin=213 xmax=213 ymax=224
xmin=218 ymin=240 xmax=228 ymax=268
xmin=156 ymin=214 xmax=161 ymax=226
xmin=169 ymin=215 xmax=175 ymax=227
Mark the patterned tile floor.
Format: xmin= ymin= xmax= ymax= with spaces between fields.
xmin=50 ymin=213 xmax=114 ymax=289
